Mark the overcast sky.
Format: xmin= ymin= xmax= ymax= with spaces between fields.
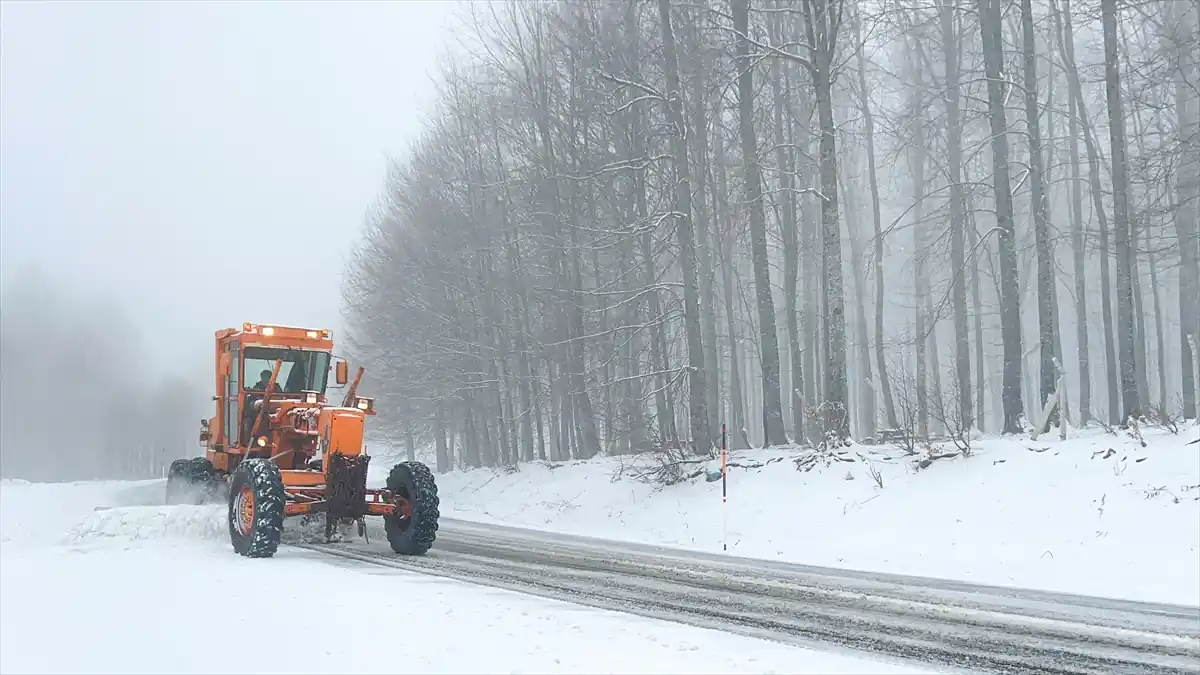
xmin=1 ymin=0 xmax=462 ymax=380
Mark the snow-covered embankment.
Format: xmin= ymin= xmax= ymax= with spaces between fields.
xmin=421 ymin=424 xmax=1200 ymax=606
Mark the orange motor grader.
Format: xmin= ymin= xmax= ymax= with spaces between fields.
xmin=166 ymin=322 xmax=439 ymax=558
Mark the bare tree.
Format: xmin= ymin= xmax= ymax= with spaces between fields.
xmin=730 ymin=0 xmax=787 ymax=446
xmin=1101 ymin=0 xmax=1142 ymax=422
xmin=657 ymin=0 xmax=715 ymax=452
xmin=977 ymin=0 xmax=1025 ymax=433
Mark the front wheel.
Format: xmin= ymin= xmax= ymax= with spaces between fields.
xmin=227 ymin=459 xmax=286 ymax=558
xmin=383 ymin=461 xmax=439 ymax=555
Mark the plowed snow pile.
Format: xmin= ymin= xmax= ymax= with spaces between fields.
xmin=414 ymin=423 xmax=1200 ymax=606
xmin=0 ymin=477 xmax=228 ymax=547
xmin=1 ymin=478 xmax=163 ymax=547
xmin=65 ymin=504 xmax=227 ymax=543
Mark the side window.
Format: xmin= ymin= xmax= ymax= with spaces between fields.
xmin=226 ymin=341 xmax=240 ymax=445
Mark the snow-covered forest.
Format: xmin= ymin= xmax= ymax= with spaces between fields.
xmin=341 ymin=0 xmax=1200 ymax=469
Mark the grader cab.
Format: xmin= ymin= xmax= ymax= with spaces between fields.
xmin=167 ymin=322 xmax=439 ymax=558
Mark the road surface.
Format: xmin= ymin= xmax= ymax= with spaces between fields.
xmin=293 ymin=517 xmax=1200 ymax=675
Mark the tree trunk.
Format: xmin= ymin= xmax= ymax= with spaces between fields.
xmin=657 ymin=0 xmax=713 ymax=452
xmin=683 ymin=10 xmax=723 ymax=442
xmin=1053 ymin=0 xmax=1119 ymax=424
xmin=853 ymin=5 xmax=895 ymax=433
xmin=1173 ymin=0 xmax=1200 ymax=418
xmin=1021 ymin=0 xmax=1058 ymax=417
xmin=731 ymin=0 xmax=787 ymax=445
xmin=632 ymin=96 xmax=675 ymax=448
xmin=804 ymin=0 xmax=850 ymax=438
xmin=938 ymin=0 xmax=972 ymax=431
xmin=1149 ymin=243 xmax=1168 ymax=408
xmin=908 ymin=48 xmax=929 ymax=439
xmin=714 ymin=125 xmax=747 ymax=446
xmin=1100 ymin=0 xmax=1141 ymax=422
xmin=977 ymin=0 xmax=1024 ymax=433
xmin=1055 ymin=0 xmax=1091 ymax=425
xmin=771 ymin=8 xmax=806 ymax=440
xmin=968 ymin=209 xmax=986 ymax=432
xmin=840 ymin=134 xmax=875 ymax=438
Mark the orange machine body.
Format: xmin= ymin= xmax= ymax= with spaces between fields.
xmin=200 ymin=322 xmax=391 ymax=517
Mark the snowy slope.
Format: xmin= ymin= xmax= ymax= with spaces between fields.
xmin=0 ymin=480 xmax=934 ymax=675
xmin=414 ymin=424 xmax=1200 ymax=607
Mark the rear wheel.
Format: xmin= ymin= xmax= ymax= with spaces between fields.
xmin=167 ymin=458 xmax=218 ymax=505
xmin=227 ymin=459 xmax=285 ymax=558
xmin=384 ymin=461 xmax=439 ymax=555
xmin=187 ymin=458 xmax=220 ymax=503
xmin=165 ymin=460 xmax=189 ymax=504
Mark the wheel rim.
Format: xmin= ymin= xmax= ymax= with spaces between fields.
xmin=392 ymin=488 xmax=413 ymax=530
xmin=234 ymin=486 xmax=255 ymax=536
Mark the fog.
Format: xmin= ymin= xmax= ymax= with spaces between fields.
xmin=0 ymin=269 xmax=204 ymax=480
xmin=0 ymin=1 xmax=460 ymax=480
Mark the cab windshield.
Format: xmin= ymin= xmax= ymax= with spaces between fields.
xmin=244 ymin=347 xmax=331 ymax=395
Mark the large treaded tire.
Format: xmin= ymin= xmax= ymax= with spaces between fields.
xmin=167 ymin=457 xmax=218 ymax=505
xmin=384 ymin=461 xmax=439 ymax=555
xmin=166 ymin=459 xmax=190 ymax=505
xmin=227 ymin=459 xmax=286 ymax=558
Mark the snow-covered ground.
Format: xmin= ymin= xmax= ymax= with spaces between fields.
xmin=4 ymin=423 xmax=1192 ymax=673
xmin=0 ymin=478 xmax=932 ymax=674
xmin=413 ymin=423 xmax=1200 ymax=607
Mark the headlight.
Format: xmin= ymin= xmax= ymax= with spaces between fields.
xmin=261 ymin=326 xmax=275 ymax=336
xmin=356 ymin=398 xmax=371 ymax=411
xmin=257 ymin=436 xmax=268 ymax=447
xmin=305 ymin=392 xmax=317 ymax=404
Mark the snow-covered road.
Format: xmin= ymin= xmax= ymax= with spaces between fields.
xmin=301 ymin=516 xmax=1200 ymax=675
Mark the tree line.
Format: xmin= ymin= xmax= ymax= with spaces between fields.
xmin=342 ymin=0 xmax=1200 ymax=471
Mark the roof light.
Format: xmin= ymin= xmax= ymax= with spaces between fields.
xmin=261 ymin=326 xmax=275 ymax=336
xmin=306 ymin=330 xmax=318 ymax=339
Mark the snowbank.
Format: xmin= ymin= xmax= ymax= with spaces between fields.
xmin=0 ymin=476 xmax=232 ymax=548
xmin=0 ymin=478 xmax=163 ymax=547
xmin=65 ymin=504 xmax=227 ymax=544
xmin=422 ymin=424 xmax=1200 ymax=606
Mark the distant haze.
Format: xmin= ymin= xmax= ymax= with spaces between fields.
xmin=1 ymin=0 xmax=461 ymax=382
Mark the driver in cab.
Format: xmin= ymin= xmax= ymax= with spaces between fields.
xmin=250 ymin=369 xmax=282 ymax=394
xmin=242 ymin=370 xmax=282 ymax=444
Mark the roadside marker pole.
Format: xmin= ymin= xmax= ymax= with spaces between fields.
xmin=721 ymin=423 xmax=728 ymax=552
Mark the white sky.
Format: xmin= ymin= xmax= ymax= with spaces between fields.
xmin=1 ymin=0 xmax=462 ymax=380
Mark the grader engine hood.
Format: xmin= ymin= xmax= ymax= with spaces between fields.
xmin=316 ymin=407 xmax=367 ymax=457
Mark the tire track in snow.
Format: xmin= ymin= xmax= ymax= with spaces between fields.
xmin=292 ymin=518 xmax=1200 ymax=675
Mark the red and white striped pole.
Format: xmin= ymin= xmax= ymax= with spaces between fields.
xmin=721 ymin=423 xmax=728 ymax=552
